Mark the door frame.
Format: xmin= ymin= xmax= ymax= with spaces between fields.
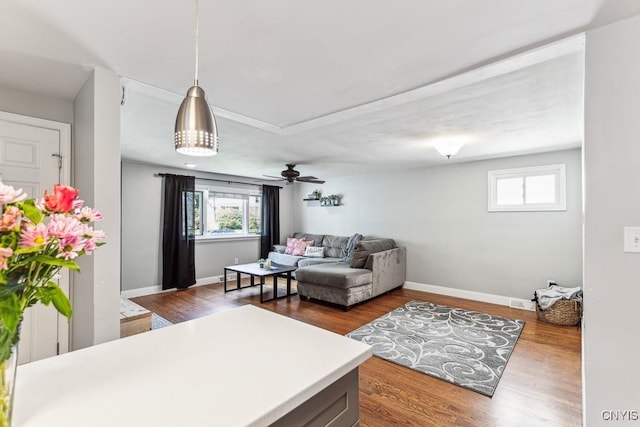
xmin=0 ymin=110 xmax=72 ymax=355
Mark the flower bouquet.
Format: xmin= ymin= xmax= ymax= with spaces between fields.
xmin=0 ymin=184 xmax=105 ymax=427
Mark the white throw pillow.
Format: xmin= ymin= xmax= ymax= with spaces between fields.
xmin=304 ymin=246 xmax=324 ymax=258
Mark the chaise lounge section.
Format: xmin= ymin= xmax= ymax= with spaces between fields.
xmin=268 ymin=233 xmax=406 ymax=309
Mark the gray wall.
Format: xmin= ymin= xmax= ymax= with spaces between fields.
xmin=0 ymin=84 xmax=73 ymax=124
xmin=584 ymin=15 xmax=640 ymax=426
xmin=294 ymin=148 xmax=582 ymax=300
xmin=121 ymin=161 xmax=295 ymax=292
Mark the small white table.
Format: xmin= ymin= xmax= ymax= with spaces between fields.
xmin=13 ymin=305 xmax=372 ymax=426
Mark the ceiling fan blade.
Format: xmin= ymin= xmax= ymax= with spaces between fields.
xmin=263 ymin=175 xmax=285 ymax=180
xmin=296 ymin=175 xmax=318 ymax=180
xmin=297 ymin=177 xmax=325 ymax=184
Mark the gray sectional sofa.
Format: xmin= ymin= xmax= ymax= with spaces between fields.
xmin=267 ymin=232 xmax=406 ymax=309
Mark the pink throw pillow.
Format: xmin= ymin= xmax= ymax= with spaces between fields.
xmin=291 ymin=239 xmax=313 ymax=256
xmin=285 ymin=237 xmax=304 ymax=255
xmin=284 ymin=237 xmax=315 ymax=256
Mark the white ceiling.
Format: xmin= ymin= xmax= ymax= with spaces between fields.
xmin=2 ymin=0 xmax=640 ymax=180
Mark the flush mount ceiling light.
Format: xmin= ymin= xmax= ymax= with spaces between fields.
xmin=435 ymin=140 xmax=464 ymax=159
xmin=174 ymin=0 xmax=218 ymax=157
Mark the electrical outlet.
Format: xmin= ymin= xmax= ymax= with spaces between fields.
xmin=234 ymin=257 xmax=239 ymax=264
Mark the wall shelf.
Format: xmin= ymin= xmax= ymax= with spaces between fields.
xmin=303 ymin=198 xmax=341 ymax=207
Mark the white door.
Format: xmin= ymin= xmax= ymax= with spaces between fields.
xmin=0 ymin=111 xmax=71 ymax=364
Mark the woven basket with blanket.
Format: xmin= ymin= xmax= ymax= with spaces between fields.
xmin=533 ymin=283 xmax=582 ymax=326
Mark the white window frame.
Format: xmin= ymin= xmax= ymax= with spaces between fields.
xmin=488 ymin=164 xmax=567 ymax=212
xmin=194 ymin=184 xmax=262 ymax=240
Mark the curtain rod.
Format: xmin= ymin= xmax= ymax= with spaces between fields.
xmin=155 ymin=173 xmax=282 ymax=189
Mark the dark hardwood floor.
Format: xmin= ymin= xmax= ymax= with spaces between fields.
xmin=132 ymin=281 xmax=582 ymax=427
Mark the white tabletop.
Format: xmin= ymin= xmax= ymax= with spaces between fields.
xmin=13 ymin=305 xmax=372 ymax=427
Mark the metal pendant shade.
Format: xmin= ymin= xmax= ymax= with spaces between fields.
xmin=174 ymin=85 xmax=218 ymax=156
xmin=174 ymin=0 xmax=218 ymax=157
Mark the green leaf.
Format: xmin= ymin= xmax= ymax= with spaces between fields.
xmin=0 ymin=326 xmax=21 ymax=361
xmin=13 ymin=245 xmax=46 ymax=255
xmin=47 ymin=282 xmax=72 ymax=319
xmin=33 ymin=284 xmax=72 ymax=319
xmin=0 ymin=294 xmax=22 ymax=334
xmin=22 ymin=198 xmax=44 ymax=224
xmin=35 ymin=286 xmax=54 ymax=305
xmin=30 ymin=255 xmax=81 ymax=271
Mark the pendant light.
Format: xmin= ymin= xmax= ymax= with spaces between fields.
xmin=174 ymin=0 xmax=218 ymax=156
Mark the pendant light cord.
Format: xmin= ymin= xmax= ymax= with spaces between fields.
xmin=194 ymin=0 xmax=199 ymax=86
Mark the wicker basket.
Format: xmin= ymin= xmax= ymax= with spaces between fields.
xmin=536 ymin=299 xmax=582 ymax=326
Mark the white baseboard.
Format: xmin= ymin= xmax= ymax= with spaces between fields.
xmin=121 ymin=285 xmax=162 ymax=299
xmin=403 ymin=281 xmax=536 ymax=311
xmin=120 ymin=275 xmax=222 ymax=299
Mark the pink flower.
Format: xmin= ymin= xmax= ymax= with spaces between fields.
xmin=75 ymin=206 xmax=103 ymax=223
xmin=20 ymin=223 xmax=48 ymax=248
xmin=57 ymin=235 xmax=85 ymax=260
xmin=0 ymin=247 xmax=13 ymax=269
xmin=72 ymin=199 xmax=85 ymax=210
xmin=83 ymin=239 xmax=98 ymax=255
xmin=0 ymin=184 xmax=27 ymax=205
xmin=80 ymin=224 xmax=107 ymax=241
xmin=0 ymin=206 xmax=21 ymax=232
xmin=78 ymin=225 xmax=106 ymax=255
xmin=47 ymin=214 xmax=82 ymax=239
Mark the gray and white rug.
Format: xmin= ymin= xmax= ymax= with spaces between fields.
xmin=346 ymin=300 xmax=524 ymax=396
xmin=151 ymin=313 xmax=173 ymax=330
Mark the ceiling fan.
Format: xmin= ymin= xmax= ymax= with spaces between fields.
xmin=263 ymin=164 xmax=325 ymax=184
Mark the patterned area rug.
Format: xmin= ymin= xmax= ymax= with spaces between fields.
xmin=346 ymin=300 xmax=524 ymax=396
xmin=151 ymin=313 xmax=173 ymax=330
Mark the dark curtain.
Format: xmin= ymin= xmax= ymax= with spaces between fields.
xmin=162 ymin=174 xmax=196 ymax=290
xmin=260 ymin=185 xmax=280 ymax=259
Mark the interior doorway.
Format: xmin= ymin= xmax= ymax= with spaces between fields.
xmin=0 ymin=110 xmax=71 ymax=363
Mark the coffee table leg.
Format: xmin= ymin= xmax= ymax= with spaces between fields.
xmin=236 ymin=271 xmax=241 ymax=290
xmin=286 ymin=272 xmax=292 ymax=296
xmin=251 ymin=275 xmax=255 ymax=287
xmin=260 ymin=276 xmax=264 ymax=303
xmin=273 ymin=275 xmax=278 ymax=299
xmin=224 ymin=268 xmax=228 ymax=292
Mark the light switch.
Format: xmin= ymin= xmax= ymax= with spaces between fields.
xmin=624 ymin=227 xmax=640 ymax=253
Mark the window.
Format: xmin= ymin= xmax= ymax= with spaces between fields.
xmin=193 ymin=185 xmax=262 ymax=238
xmin=488 ymin=164 xmax=566 ymax=212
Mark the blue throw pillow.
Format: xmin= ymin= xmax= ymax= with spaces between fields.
xmin=342 ymin=233 xmax=363 ymax=262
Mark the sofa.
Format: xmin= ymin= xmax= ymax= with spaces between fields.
xmin=268 ymin=232 xmax=348 ymax=268
xmin=268 ymin=232 xmax=406 ymax=309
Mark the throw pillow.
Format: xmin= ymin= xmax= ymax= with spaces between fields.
xmin=284 ymin=237 xmax=304 ymax=255
xmin=290 ymin=239 xmax=315 ymax=256
xmin=292 ymin=239 xmax=314 ymax=256
xmin=304 ymin=246 xmax=325 ymax=258
xmin=349 ymin=238 xmax=396 ymax=268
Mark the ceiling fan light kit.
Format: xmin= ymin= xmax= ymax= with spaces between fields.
xmin=263 ymin=164 xmax=326 ymax=184
xmin=174 ymin=0 xmax=218 ymax=157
